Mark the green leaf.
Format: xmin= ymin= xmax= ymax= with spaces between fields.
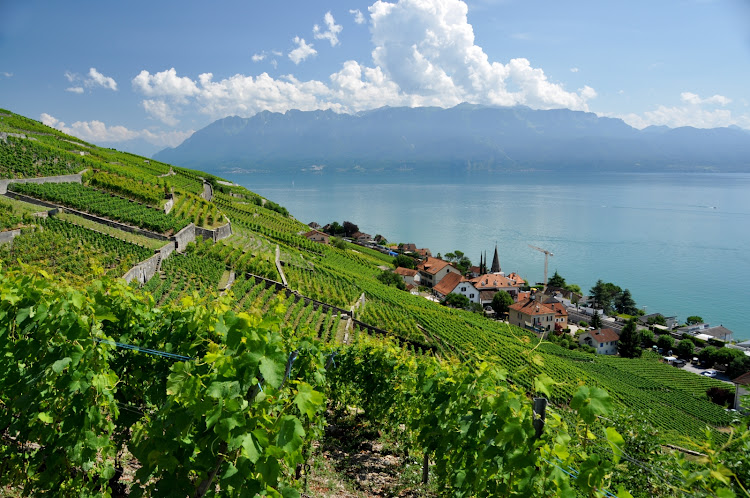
xmin=259 ymin=354 xmax=286 ymax=389
xmin=294 ymin=383 xmax=324 ymax=420
xmin=71 ymin=292 xmax=84 ymax=309
xmin=52 ymin=357 xmax=72 ymax=374
xmin=617 ymin=486 xmax=635 ymax=498
xmin=206 ymin=380 xmax=240 ymax=400
xmin=605 ymin=427 xmax=625 ymax=464
xmin=534 ymin=373 xmax=556 ymax=398
xmin=570 ymin=386 xmax=613 ymax=425
xmin=38 ymin=412 xmax=53 ymax=424
xmin=239 ymin=433 xmax=263 ymax=463
xmin=276 ymin=415 xmax=304 ymax=454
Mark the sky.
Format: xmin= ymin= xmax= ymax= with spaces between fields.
xmin=1 ymin=0 xmax=749 ymax=156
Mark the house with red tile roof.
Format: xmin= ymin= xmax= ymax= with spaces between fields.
xmin=394 ymin=267 xmax=420 ymax=287
xmin=416 ymin=248 xmax=432 ymax=258
xmin=470 ymin=273 xmax=526 ymax=304
xmin=509 ymin=298 xmax=556 ymax=335
xmin=352 ymin=231 xmax=372 ymax=243
xmin=579 ymin=328 xmax=620 ymax=355
xmin=303 ymin=229 xmax=329 ymax=244
xmin=548 ymin=301 xmax=569 ymax=331
xmin=433 ymin=273 xmax=480 ymax=303
xmin=417 ymin=257 xmax=461 ymax=288
xmin=508 ymin=298 xmax=555 ymax=334
xmin=402 ymin=243 xmax=417 ymax=253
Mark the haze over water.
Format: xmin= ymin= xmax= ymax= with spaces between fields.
xmin=226 ymin=171 xmax=750 ymax=341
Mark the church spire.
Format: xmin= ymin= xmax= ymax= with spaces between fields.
xmin=491 ymin=243 xmax=501 ymax=273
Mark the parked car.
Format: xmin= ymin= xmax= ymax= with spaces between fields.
xmin=702 ymin=369 xmax=717 ymax=377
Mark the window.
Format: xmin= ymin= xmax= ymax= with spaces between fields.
xmin=470 ymin=293 xmax=474 ymax=298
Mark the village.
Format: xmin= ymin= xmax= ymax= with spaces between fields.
xmin=303 ymin=222 xmax=750 ymax=407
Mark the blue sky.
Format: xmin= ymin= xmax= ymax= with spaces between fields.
xmin=1 ymin=0 xmax=749 ymax=156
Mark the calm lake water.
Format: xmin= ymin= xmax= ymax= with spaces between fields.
xmin=223 ymin=171 xmax=750 ymax=341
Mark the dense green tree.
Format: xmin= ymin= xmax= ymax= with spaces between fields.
xmin=675 ymin=337 xmax=695 ymax=358
xmin=727 ymin=356 xmax=750 ymax=380
xmin=686 ymin=316 xmax=704 ymax=325
xmin=342 ymin=221 xmax=359 ymax=237
xmin=376 ymin=270 xmax=406 ymax=290
xmin=491 ymin=291 xmax=514 ymax=316
xmin=331 ymin=237 xmax=347 ymax=250
xmin=640 ymin=329 xmax=655 ymax=347
xmin=393 ymin=254 xmax=416 ymax=270
xmin=444 ymin=252 xmax=456 ymax=261
xmin=443 ymin=293 xmax=470 ymax=309
xmin=589 ymin=280 xmax=622 ymax=314
xmin=657 ymin=334 xmax=674 ymax=352
xmin=547 ymin=270 xmax=566 ymax=288
xmin=617 ymin=319 xmax=642 ymax=358
xmin=591 ymin=310 xmax=602 ymax=329
xmin=327 ymin=221 xmax=344 ymax=235
xmin=647 ymin=314 xmax=667 ymax=326
xmin=699 ymin=346 xmax=719 ymax=365
xmin=615 ymin=288 xmax=638 ymax=315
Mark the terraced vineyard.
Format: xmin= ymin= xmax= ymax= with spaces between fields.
xmin=0 ymin=135 xmax=93 ymax=178
xmin=0 ymin=216 xmax=152 ymax=278
xmin=9 ymin=182 xmax=189 ymax=234
xmin=141 ymin=252 xmax=225 ymax=306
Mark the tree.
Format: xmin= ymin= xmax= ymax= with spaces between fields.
xmin=443 ymin=293 xmax=470 ymax=309
xmin=591 ymin=310 xmax=602 ymax=329
xmin=640 ymin=329 xmax=655 ymax=348
xmin=444 ymin=252 xmax=456 ymax=262
xmin=376 ymin=270 xmax=406 ymax=290
xmin=491 ymin=291 xmax=514 ymax=316
xmin=330 ymin=237 xmax=347 ymax=250
xmin=547 ymin=271 xmax=566 ymax=288
xmin=393 ymin=254 xmax=416 ymax=270
xmin=675 ymin=337 xmax=695 ymax=359
xmin=686 ymin=316 xmax=704 ymax=325
xmin=617 ymin=318 xmax=642 ymax=358
xmin=327 ymin=221 xmax=344 ymax=235
xmin=699 ymin=346 xmax=719 ymax=366
xmin=647 ymin=314 xmax=667 ymax=326
xmin=589 ymin=280 xmax=622 ymax=314
xmin=615 ymin=289 xmax=638 ymax=316
xmin=657 ymin=334 xmax=674 ymax=352
xmin=342 ymin=221 xmax=359 ymax=237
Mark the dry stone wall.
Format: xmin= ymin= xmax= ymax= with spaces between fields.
xmin=0 ymin=171 xmax=84 ymax=194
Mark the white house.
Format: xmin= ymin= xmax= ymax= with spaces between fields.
xmin=579 ymin=328 xmax=620 ymax=355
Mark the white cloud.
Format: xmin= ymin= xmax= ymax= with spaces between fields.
xmin=570 ymin=67 xmax=579 ymax=73
xmin=1 ymin=72 xmax=13 ymax=78
xmin=251 ymin=53 xmax=266 ymax=62
xmin=288 ymin=37 xmax=317 ymax=64
xmin=349 ymin=9 xmax=366 ymax=24
xmin=313 ymin=12 xmax=343 ymax=46
xmin=87 ymin=68 xmax=117 ymax=91
xmin=618 ymin=92 xmax=748 ymax=130
xmin=680 ymin=91 xmax=731 ymax=106
xmin=40 ymin=113 xmax=193 ymax=147
xmin=132 ymin=68 xmax=200 ymax=100
xmin=142 ymin=99 xmax=179 ymax=126
xmin=131 ymin=0 xmax=595 ymax=122
xmin=63 ymin=67 xmax=118 ymax=92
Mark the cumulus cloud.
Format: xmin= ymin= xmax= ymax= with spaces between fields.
xmin=251 ymin=53 xmax=266 ymax=62
xmin=63 ymin=67 xmax=118 ymax=92
xmin=40 ymin=113 xmax=193 ymax=147
xmin=350 ymin=9 xmax=366 ymax=24
xmin=142 ymin=99 xmax=179 ymax=126
xmin=288 ymin=37 xmax=317 ymax=64
xmin=132 ymin=68 xmax=200 ymax=100
xmin=680 ymin=91 xmax=731 ymax=106
xmin=313 ymin=12 xmax=343 ymax=46
xmin=619 ymin=92 xmax=748 ymax=129
xmin=131 ymin=0 xmax=596 ymax=123
xmin=570 ymin=67 xmax=579 ymax=73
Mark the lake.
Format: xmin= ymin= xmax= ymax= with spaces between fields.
xmin=222 ymin=171 xmax=750 ymax=341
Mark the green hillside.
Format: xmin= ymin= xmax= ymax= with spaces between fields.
xmin=0 ymin=110 xmax=746 ymax=497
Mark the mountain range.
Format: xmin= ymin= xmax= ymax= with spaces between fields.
xmin=154 ymin=104 xmax=750 ymax=175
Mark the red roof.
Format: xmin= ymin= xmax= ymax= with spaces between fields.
xmin=550 ymin=302 xmax=568 ymax=317
xmin=509 ymin=298 xmax=555 ymax=316
xmin=732 ymin=371 xmax=750 ymax=385
xmin=395 ymin=267 xmax=418 ymax=277
xmin=583 ymin=328 xmax=620 ymax=344
xmin=433 ymin=272 xmax=465 ymax=296
xmin=417 ymin=257 xmax=453 ymax=276
xmin=470 ymin=273 xmax=524 ymax=290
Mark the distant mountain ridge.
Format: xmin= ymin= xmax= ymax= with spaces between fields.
xmin=154 ymin=104 xmax=750 ymax=175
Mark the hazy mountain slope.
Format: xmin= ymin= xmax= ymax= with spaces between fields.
xmin=154 ymin=104 xmax=750 ymax=175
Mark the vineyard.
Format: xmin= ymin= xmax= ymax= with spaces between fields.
xmin=1 ymin=108 xmax=749 ymax=496
xmin=0 ymin=216 xmax=152 ymax=278
xmin=9 ymin=182 xmax=190 ymax=234
xmin=0 ymin=135 xmax=93 ymax=178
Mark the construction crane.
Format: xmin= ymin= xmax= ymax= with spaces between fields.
xmin=528 ymin=244 xmax=554 ymax=287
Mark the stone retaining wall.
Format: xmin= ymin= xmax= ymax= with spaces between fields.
xmin=123 ymin=253 xmax=162 ymax=285
xmin=0 ymin=172 xmax=84 ymax=194
xmin=0 ymin=229 xmax=22 ymax=245
xmin=194 ymin=221 xmax=232 ymax=242
xmin=173 ymin=223 xmax=196 ymax=252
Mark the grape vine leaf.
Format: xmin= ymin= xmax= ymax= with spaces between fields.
xmin=570 ymin=386 xmax=612 ymax=425
xmin=294 ymin=383 xmax=324 ymax=420
xmin=276 ymin=415 xmax=304 ymax=453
